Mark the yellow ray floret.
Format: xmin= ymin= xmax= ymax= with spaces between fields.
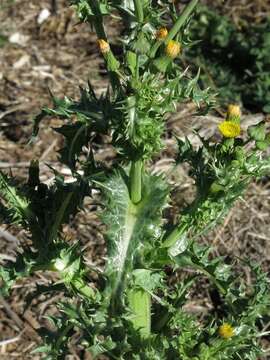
xmin=97 ymin=39 xmax=110 ymax=54
xmin=218 ymin=323 xmax=235 ymax=339
xmin=165 ymin=40 xmax=181 ymax=59
xmin=156 ymin=27 xmax=168 ymax=40
xmin=219 ymin=121 xmax=241 ymax=138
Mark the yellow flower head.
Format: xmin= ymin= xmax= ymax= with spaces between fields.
xmin=97 ymin=39 xmax=110 ymax=54
xmin=227 ymin=104 xmax=241 ymax=121
xmin=219 ymin=121 xmax=241 ymax=138
xmin=156 ymin=27 xmax=168 ymax=41
xmin=218 ymin=323 xmax=235 ymax=339
xmin=165 ymin=40 xmax=181 ymax=59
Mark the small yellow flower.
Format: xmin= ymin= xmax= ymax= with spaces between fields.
xmin=218 ymin=323 xmax=235 ymax=339
xmin=97 ymin=39 xmax=110 ymax=54
xmin=227 ymin=104 xmax=241 ymax=121
xmin=219 ymin=121 xmax=241 ymax=138
xmin=156 ymin=27 xmax=168 ymax=41
xmin=165 ymin=40 xmax=181 ymax=59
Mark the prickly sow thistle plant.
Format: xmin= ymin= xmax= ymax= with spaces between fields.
xmin=1 ymin=1 xmax=270 ymax=359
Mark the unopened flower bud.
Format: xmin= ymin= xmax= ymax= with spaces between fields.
xmin=165 ymin=40 xmax=181 ymax=59
xmin=97 ymin=39 xmax=110 ymax=55
xmin=226 ymin=104 xmax=241 ymax=121
xmin=156 ymin=27 xmax=168 ymax=41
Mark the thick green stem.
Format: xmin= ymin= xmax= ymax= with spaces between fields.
xmin=149 ymin=0 xmax=199 ymax=58
xmin=130 ymin=160 xmax=142 ymax=204
xmin=128 ymin=289 xmax=151 ymax=337
xmin=133 ymin=0 xmax=144 ymax=23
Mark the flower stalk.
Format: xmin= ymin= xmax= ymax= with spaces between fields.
xmin=149 ymin=0 xmax=199 ymax=58
xmin=89 ymin=0 xmax=107 ymax=39
xmin=166 ymin=0 xmax=199 ymax=42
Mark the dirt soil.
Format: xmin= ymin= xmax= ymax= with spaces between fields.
xmin=0 ymin=1 xmax=270 ymax=359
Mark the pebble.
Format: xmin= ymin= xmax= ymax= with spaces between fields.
xmin=37 ymin=8 xmax=51 ymax=25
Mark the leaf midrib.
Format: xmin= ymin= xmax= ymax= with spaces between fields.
xmin=113 ymin=200 xmax=138 ymax=292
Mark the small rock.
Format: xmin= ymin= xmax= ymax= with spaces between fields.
xmin=13 ymin=54 xmax=30 ymax=69
xmin=9 ymin=32 xmax=29 ymax=46
xmin=37 ymin=8 xmax=51 ymax=25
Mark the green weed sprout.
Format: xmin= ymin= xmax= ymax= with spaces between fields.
xmin=1 ymin=1 xmax=270 ymax=359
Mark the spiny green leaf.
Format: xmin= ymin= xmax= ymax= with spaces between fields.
xmin=100 ymin=170 xmax=169 ymax=301
xmin=32 ymin=83 xmax=110 ymax=139
xmin=0 ymin=171 xmax=35 ymax=226
xmin=54 ymin=123 xmax=89 ymax=168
